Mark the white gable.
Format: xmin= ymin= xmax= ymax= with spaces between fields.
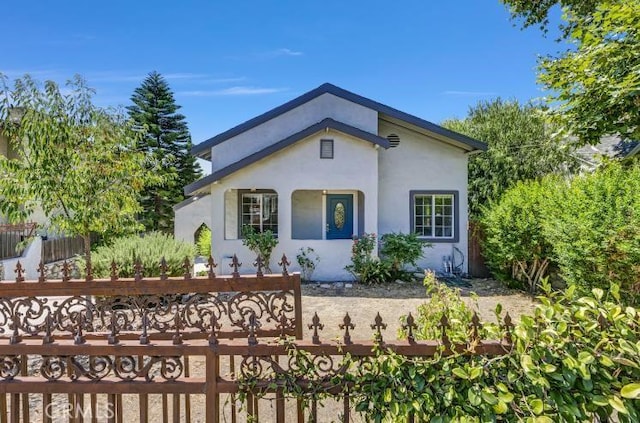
xmin=210 ymin=93 xmax=378 ymax=170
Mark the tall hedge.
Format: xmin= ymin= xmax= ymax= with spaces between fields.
xmin=481 ymin=177 xmax=560 ymax=293
xmin=482 ymin=161 xmax=640 ymax=300
xmin=544 ymin=162 xmax=640 ymax=297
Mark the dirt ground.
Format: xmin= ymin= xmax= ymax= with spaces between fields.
xmin=300 ymin=278 xmax=537 ymax=341
xmin=23 ymin=278 xmax=538 ymax=422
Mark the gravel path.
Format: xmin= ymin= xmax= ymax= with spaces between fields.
xmin=299 ymin=278 xmax=536 ymax=340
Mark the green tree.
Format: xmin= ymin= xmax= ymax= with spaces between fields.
xmin=544 ymin=161 xmax=640 ymax=299
xmin=443 ymin=99 xmax=578 ymax=219
xmin=0 ymin=74 xmax=161 ymax=272
xmin=500 ymin=0 xmax=600 ymax=35
xmin=127 ymin=71 xmax=202 ymax=233
xmin=501 ymin=0 xmax=640 ymax=145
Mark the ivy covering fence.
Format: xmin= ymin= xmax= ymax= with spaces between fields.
xmin=237 ymin=280 xmax=640 ymax=422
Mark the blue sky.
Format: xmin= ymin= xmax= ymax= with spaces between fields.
xmin=3 ymin=0 xmax=561 ymax=166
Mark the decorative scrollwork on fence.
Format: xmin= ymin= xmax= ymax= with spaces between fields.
xmin=41 ymin=356 xmax=66 ymax=381
xmin=239 ymin=352 xmax=350 ymax=383
xmin=0 ymin=289 xmax=297 ymax=341
xmin=288 ymin=354 xmax=349 ymax=381
xmin=113 ymin=356 xmax=184 ymax=382
xmin=53 ymin=296 xmax=97 ymax=333
xmin=182 ymin=293 xmax=228 ymax=332
xmin=228 ymin=291 xmax=296 ymax=332
xmin=69 ymin=355 xmax=113 ymax=381
xmin=240 ymin=355 xmax=271 ymax=379
xmin=0 ymin=355 xmax=20 ymax=380
xmin=37 ymin=355 xmax=184 ymax=382
xmin=0 ymin=297 xmax=52 ymax=336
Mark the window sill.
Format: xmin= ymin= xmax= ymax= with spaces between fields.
xmin=416 ymin=237 xmax=459 ymax=244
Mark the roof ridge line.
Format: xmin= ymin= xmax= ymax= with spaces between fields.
xmin=191 ymin=83 xmax=486 ymax=159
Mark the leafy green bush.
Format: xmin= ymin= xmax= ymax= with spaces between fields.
xmin=483 ymin=162 xmax=640 ymax=301
xmin=296 ymin=247 xmax=319 ymax=281
xmin=196 ymin=226 xmax=211 ymax=257
xmin=345 ymin=233 xmax=391 ymax=284
xmin=481 ymin=177 xmax=560 ymax=293
xmin=356 ymin=259 xmax=392 ymax=285
xmin=239 ymin=281 xmax=640 ymax=421
xmin=362 ymin=283 xmax=640 ymax=421
xmin=544 ymin=162 xmax=640 ymax=299
xmin=242 ymin=226 xmax=278 ymax=272
xmin=401 ymin=271 xmax=493 ymax=344
xmin=84 ymin=232 xmax=196 ymax=278
xmin=379 ymin=232 xmax=426 ymax=280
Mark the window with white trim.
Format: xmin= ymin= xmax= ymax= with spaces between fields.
xmin=240 ymin=192 xmax=278 ymax=235
xmin=411 ymin=191 xmax=457 ymax=240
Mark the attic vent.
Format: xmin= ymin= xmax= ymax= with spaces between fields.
xmin=320 ymin=139 xmax=334 ymax=159
xmin=387 ymin=134 xmax=400 ymax=148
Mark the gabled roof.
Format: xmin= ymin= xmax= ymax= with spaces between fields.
xmin=577 ymin=135 xmax=639 ymax=166
xmin=173 ymin=192 xmax=210 ymax=211
xmin=192 ymin=83 xmax=486 ymax=159
xmin=185 ymin=118 xmax=391 ymax=195
xmin=626 ymin=142 xmax=640 ymax=159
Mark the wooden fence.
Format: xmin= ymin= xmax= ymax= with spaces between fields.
xmin=41 ymin=235 xmax=86 ymax=264
xmin=468 ymin=221 xmax=491 ymax=278
xmin=0 ymin=223 xmax=35 ymax=261
xmin=0 ymin=255 xmax=511 ymax=422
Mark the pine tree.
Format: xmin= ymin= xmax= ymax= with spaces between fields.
xmin=127 ymin=71 xmax=202 ymax=233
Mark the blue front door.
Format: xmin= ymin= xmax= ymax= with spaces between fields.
xmin=326 ymin=194 xmax=353 ymax=239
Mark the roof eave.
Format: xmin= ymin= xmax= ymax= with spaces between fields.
xmin=625 ymin=143 xmax=640 ymax=160
xmin=190 ymin=82 xmax=486 ymax=158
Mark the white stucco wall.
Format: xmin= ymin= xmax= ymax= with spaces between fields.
xmin=224 ymin=190 xmax=238 ymax=239
xmin=1 ymin=237 xmax=42 ymax=281
xmin=378 ymin=120 xmax=470 ymax=274
xmin=174 ymin=195 xmax=213 ymax=243
xmin=208 ymin=129 xmax=379 ymax=281
xmin=180 ymin=94 xmax=474 ymax=279
xmin=210 ymin=93 xmax=378 ymax=171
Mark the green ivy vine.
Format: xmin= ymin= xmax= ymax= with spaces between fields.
xmin=236 ymin=281 xmax=640 ymax=422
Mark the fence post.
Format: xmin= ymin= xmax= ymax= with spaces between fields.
xmin=293 ymin=274 xmax=303 ymax=339
xmin=205 ymin=348 xmax=220 ymax=423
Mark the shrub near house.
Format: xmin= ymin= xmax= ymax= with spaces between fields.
xmin=544 ymin=162 xmax=640 ymax=299
xmin=481 ymin=177 xmax=559 ymax=293
xmin=346 ymin=232 xmax=426 ymax=284
xmin=482 ymin=161 xmax=640 ymax=301
xmin=386 ymin=281 xmax=640 ymax=421
xmin=85 ymin=232 xmax=197 ymax=278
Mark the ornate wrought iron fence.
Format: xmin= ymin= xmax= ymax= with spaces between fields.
xmin=0 ymin=254 xmax=512 ymax=422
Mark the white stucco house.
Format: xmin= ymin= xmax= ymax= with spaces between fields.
xmin=174 ymin=83 xmax=486 ymax=280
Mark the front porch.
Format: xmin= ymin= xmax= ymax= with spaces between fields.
xmin=216 ymin=188 xmax=373 ymax=281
